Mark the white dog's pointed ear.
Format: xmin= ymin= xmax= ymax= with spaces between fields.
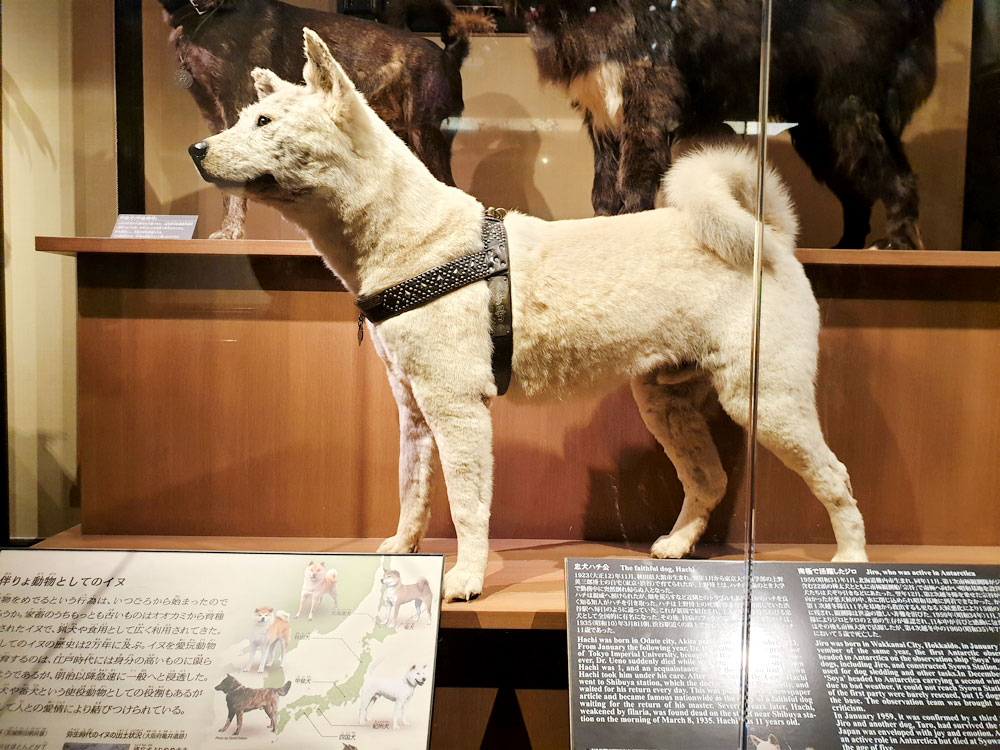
xmin=768 ymin=735 xmax=779 ymax=745
xmin=252 ymin=67 xmax=288 ymax=100
xmin=749 ymin=737 xmax=761 ymax=748
xmin=302 ymin=27 xmax=354 ymax=101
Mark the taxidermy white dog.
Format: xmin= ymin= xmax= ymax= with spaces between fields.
xmin=190 ymin=29 xmax=868 ymax=601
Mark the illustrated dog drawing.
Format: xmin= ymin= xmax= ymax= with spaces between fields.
xmin=517 ymin=0 xmax=944 ymax=248
xmin=157 ymin=0 xmax=492 ymax=238
xmin=190 ymin=30 xmax=868 ymax=601
xmin=358 ymin=663 xmax=428 ymax=729
xmin=380 ymin=569 xmax=433 ymax=626
xmin=245 ymin=606 xmax=291 ymax=673
xmin=295 ymin=560 xmax=338 ymax=619
xmin=215 ymin=673 xmax=291 ymax=735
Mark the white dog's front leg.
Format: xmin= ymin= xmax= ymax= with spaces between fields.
xmin=373 ymin=338 xmax=437 ymax=555
xmin=423 ymin=401 xmax=493 ymax=601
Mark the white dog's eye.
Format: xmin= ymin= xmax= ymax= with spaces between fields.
xmin=256 ymin=115 xmax=272 ymax=127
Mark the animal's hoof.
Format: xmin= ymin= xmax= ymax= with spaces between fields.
xmin=832 ymin=550 xmax=869 ymax=563
xmin=377 ymin=535 xmax=419 ymax=554
xmin=443 ymin=566 xmax=483 ymax=601
xmin=650 ymin=534 xmax=694 ymax=559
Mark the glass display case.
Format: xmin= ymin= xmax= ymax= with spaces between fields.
xmin=3 ymin=0 xmax=997 ymax=747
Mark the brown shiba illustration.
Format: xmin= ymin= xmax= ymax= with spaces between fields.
xmin=214 ymin=673 xmax=291 ymax=735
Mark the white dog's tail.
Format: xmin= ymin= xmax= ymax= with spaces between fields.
xmin=657 ymin=145 xmax=799 ymax=266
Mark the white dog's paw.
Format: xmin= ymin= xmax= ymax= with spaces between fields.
xmin=377 ymin=535 xmax=420 ymax=554
xmin=443 ymin=566 xmax=483 ymax=601
xmin=650 ymin=533 xmax=695 ymax=560
xmin=832 ymin=549 xmax=868 ymax=563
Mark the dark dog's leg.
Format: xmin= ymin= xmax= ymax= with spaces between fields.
xmin=790 ymin=121 xmax=873 ymax=248
xmin=213 ymin=195 xmax=248 ymax=241
xmin=219 ymin=708 xmax=235 ymax=732
xmin=631 ymin=371 xmax=727 ymax=559
xmin=617 ymin=66 xmax=683 ymax=214
xmin=878 ymin=138 xmax=923 ymax=250
xmin=266 ymin=705 xmax=277 ymax=732
xmin=587 ymin=114 xmax=624 ymax=216
xmin=184 ymin=79 xmax=249 ymax=240
xmin=234 ymin=710 xmax=243 ymax=736
xmin=812 ymin=98 xmax=924 ymax=249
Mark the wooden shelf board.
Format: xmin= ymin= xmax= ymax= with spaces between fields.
xmin=38 ymin=236 xmax=1000 ymax=268
xmin=34 ymin=527 xmax=999 ymax=630
xmin=35 ymin=236 xmax=316 ymax=257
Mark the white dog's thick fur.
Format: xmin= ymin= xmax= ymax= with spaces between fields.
xmin=193 ymin=29 xmax=868 ymax=601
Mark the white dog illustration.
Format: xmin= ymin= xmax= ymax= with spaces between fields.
xmin=190 ymin=29 xmax=868 ymax=602
xmin=295 ymin=560 xmax=338 ymax=620
xmin=358 ymin=663 xmax=428 ymax=729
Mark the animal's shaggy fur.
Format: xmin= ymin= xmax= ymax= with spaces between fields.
xmin=191 ymin=30 xmax=868 ymax=601
xmin=518 ymin=0 xmax=944 ymax=249
xmin=214 ymin=674 xmax=291 ymax=735
xmin=158 ymin=0 xmax=492 ymax=239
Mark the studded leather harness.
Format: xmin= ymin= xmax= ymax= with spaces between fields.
xmin=355 ymin=209 xmax=514 ymax=396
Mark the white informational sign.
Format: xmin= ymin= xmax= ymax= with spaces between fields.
xmin=0 ymin=549 xmax=444 ymax=750
xmin=111 ymin=214 xmax=198 ymax=239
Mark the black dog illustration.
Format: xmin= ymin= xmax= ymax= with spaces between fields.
xmin=519 ymin=0 xmax=944 ymax=249
xmin=215 ymin=673 xmax=291 ymax=735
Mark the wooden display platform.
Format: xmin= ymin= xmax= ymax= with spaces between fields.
xmin=36 ymin=526 xmax=1000 ymax=630
xmin=37 ymin=237 xmax=1000 ymax=551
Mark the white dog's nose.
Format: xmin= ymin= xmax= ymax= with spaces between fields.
xmin=189 ymin=141 xmax=209 ymax=162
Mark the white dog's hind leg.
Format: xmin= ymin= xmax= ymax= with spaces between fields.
xmin=631 ymin=372 xmax=728 ymax=559
xmin=373 ymin=338 xmax=436 ymax=554
xmin=758 ymin=406 xmax=867 ymax=562
xmin=714 ymin=356 xmax=868 ymax=562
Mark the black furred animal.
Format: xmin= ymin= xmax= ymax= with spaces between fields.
xmin=520 ymin=0 xmax=944 ymax=249
xmin=158 ymin=0 xmax=493 ymax=239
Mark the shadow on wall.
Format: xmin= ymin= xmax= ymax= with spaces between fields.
xmin=456 ymin=93 xmax=553 ymax=220
xmin=577 ymin=388 xmax=746 ymax=550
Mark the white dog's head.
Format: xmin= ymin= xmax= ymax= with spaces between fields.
xmin=253 ymin=606 xmax=277 ymax=626
xmin=190 ymin=28 xmax=389 ymax=211
xmin=405 ymin=664 xmax=428 ymax=687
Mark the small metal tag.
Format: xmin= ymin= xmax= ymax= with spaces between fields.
xmin=357 ymin=313 xmax=365 ymax=345
xmin=174 ymin=68 xmax=194 ymax=89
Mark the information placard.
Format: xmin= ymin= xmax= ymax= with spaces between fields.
xmin=111 ymin=214 xmax=198 ymax=239
xmin=0 ymin=549 xmax=443 ymax=750
xmin=566 ymin=559 xmax=1000 ymax=750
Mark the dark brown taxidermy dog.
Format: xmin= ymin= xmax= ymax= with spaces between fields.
xmin=158 ymin=0 xmax=493 ymax=238
xmin=519 ymin=0 xmax=944 ymax=249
